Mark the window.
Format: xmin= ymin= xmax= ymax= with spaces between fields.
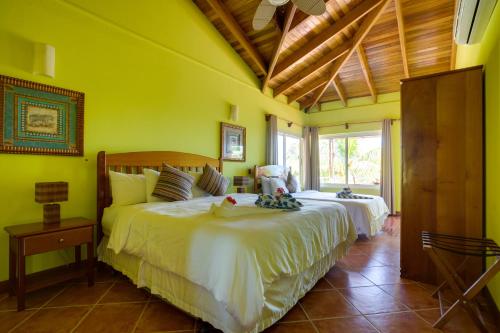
xmin=319 ymin=133 xmax=381 ymax=187
xmin=278 ymin=133 xmax=302 ymax=178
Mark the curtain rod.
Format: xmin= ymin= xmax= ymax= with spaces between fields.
xmin=265 ymin=114 xmax=302 ymax=128
xmin=317 ymin=118 xmax=400 ymax=129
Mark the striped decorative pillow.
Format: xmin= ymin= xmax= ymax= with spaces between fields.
xmin=197 ymin=164 xmax=229 ymax=196
xmin=152 ymin=164 xmax=194 ymax=201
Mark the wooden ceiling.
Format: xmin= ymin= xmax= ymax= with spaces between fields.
xmin=193 ymin=0 xmax=456 ymax=110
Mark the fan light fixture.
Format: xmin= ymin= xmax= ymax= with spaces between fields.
xmin=253 ymin=0 xmax=326 ymax=30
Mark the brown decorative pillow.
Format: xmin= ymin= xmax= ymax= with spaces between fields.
xmin=197 ymin=164 xmax=229 ymax=196
xmin=152 ymin=164 xmax=194 ymax=201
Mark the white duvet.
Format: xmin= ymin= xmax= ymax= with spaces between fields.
xmin=107 ymin=194 xmax=355 ymax=329
xmin=292 ymin=191 xmax=389 ymax=236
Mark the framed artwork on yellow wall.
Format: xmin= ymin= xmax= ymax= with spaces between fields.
xmin=0 ymin=75 xmax=84 ymax=156
xmin=220 ymin=122 xmax=246 ymax=162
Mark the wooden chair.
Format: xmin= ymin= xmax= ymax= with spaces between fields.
xmin=421 ymin=231 xmax=500 ymax=332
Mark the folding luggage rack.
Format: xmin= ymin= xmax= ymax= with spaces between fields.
xmin=421 ymin=231 xmax=500 ymax=332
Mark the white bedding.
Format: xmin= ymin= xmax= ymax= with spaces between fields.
xmin=292 ymin=190 xmax=389 ymax=236
xmin=105 ymin=194 xmax=356 ymax=330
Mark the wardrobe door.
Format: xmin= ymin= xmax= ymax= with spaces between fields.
xmin=400 ymin=66 xmax=483 ymax=285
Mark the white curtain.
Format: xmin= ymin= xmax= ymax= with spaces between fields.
xmin=303 ymin=126 xmax=320 ymax=191
xmin=381 ymin=119 xmax=395 ymax=214
xmin=265 ymin=115 xmax=278 ymax=165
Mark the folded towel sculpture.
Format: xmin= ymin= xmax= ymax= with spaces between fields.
xmin=210 ymin=196 xmax=277 ymax=218
xmin=255 ymin=188 xmax=303 ymax=210
xmin=336 ymin=187 xmax=373 ymax=199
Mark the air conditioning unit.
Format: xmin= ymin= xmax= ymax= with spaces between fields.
xmin=454 ymin=0 xmax=497 ymax=45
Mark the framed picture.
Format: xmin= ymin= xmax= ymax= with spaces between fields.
xmin=0 ymin=75 xmax=84 ymax=156
xmin=220 ymin=122 xmax=246 ymax=162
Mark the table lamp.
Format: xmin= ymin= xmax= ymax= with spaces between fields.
xmin=35 ymin=182 xmax=68 ymax=224
xmin=233 ymin=176 xmax=250 ymax=193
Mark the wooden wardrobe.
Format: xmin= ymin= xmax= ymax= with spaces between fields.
xmin=400 ymin=66 xmax=484 ymax=285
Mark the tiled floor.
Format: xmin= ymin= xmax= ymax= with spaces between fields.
xmin=0 ymin=217 xmax=498 ymax=332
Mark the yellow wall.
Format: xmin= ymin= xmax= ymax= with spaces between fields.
xmin=456 ymin=3 xmax=500 ymax=306
xmin=308 ymin=93 xmax=402 ymax=211
xmin=0 ymin=0 xmax=305 ymax=280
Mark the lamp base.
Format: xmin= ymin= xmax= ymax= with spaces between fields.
xmin=43 ymin=204 xmax=60 ymax=224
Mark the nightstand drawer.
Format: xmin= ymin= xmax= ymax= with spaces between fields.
xmin=24 ymin=227 xmax=93 ymax=256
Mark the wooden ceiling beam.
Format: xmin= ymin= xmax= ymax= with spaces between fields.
xmin=356 ymin=45 xmax=377 ymax=102
xmin=262 ymin=4 xmax=297 ymax=92
xmin=272 ymin=0 xmax=383 ymax=79
xmin=296 ymin=0 xmax=391 ymax=108
xmin=333 ymin=77 xmax=347 ymax=106
xmin=205 ymin=0 xmax=267 ymax=75
xmin=274 ymin=41 xmax=351 ymax=97
xmin=394 ymin=0 xmax=409 ymax=78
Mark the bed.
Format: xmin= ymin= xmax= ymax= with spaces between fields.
xmin=96 ymin=151 xmax=356 ymax=333
xmin=253 ymin=165 xmax=389 ymax=237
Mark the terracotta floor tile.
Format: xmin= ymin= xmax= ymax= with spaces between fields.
xmin=46 ymin=282 xmax=112 ymax=307
xmin=12 ymin=306 xmax=90 ymax=333
xmin=325 ymin=266 xmax=374 ymax=288
xmin=379 ymin=283 xmax=441 ymax=310
xmin=299 ymin=290 xmax=360 ymax=319
xmin=280 ymin=304 xmax=308 ymax=322
xmin=311 ymin=278 xmax=334 ymax=291
xmin=416 ymin=308 xmax=499 ymax=333
xmin=313 ymin=316 xmax=378 ymax=333
xmin=366 ymin=311 xmax=441 ymax=333
xmin=0 ymin=285 xmax=65 ymax=311
xmin=0 ymin=309 xmax=35 ymax=332
xmin=134 ymin=301 xmax=195 ymax=332
xmin=264 ymin=321 xmax=317 ymax=333
xmin=337 ymin=254 xmax=385 ymax=269
xmin=73 ymin=303 xmax=145 ymax=333
xmin=359 ymin=266 xmax=407 ymax=285
xmin=338 ymin=286 xmax=408 ymax=314
xmin=99 ymin=282 xmax=149 ymax=303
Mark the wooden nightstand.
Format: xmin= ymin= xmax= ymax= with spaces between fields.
xmin=4 ymin=218 xmax=95 ymax=311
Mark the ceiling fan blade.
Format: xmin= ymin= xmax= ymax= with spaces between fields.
xmin=291 ymin=0 xmax=326 ymax=16
xmin=253 ymin=0 xmax=277 ymax=30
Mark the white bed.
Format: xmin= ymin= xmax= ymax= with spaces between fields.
xmin=96 ymin=152 xmax=356 ymax=333
xmin=99 ymin=194 xmax=355 ymax=333
xmin=293 ymin=191 xmax=389 ymax=237
xmin=253 ymin=165 xmax=390 ymax=237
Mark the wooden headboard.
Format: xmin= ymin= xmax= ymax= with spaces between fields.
xmin=96 ymin=151 xmax=222 ymax=241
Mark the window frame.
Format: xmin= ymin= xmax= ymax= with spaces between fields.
xmin=320 ymin=131 xmax=382 ymax=189
xmin=277 ymin=132 xmax=303 ymax=180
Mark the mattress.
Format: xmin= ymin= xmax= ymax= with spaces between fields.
xmin=293 ymin=190 xmax=389 ymax=236
xmin=98 ymin=236 xmax=351 ymax=333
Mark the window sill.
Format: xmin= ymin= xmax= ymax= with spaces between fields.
xmin=320 ymin=184 xmax=381 ymax=191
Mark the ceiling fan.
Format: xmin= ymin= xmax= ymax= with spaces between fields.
xmin=252 ymin=0 xmax=327 ymax=30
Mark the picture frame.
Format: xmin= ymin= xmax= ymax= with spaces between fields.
xmin=0 ymin=75 xmax=84 ymax=156
xmin=220 ymin=122 xmax=246 ymax=162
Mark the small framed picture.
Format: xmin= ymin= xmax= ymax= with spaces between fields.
xmin=220 ymin=122 xmax=246 ymax=162
xmin=0 ymin=75 xmax=84 ymax=156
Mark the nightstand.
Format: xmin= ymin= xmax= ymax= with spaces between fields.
xmin=4 ymin=217 xmax=95 ymax=311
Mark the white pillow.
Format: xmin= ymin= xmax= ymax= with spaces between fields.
xmin=109 ymin=170 xmax=147 ymax=206
xmin=269 ymin=177 xmax=289 ymax=194
xmin=189 ymin=172 xmax=212 ymax=198
xmin=260 ymin=176 xmax=272 ymax=194
xmin=287 ymin=172 xmax=302 ymax=193
xmin=143 ymin=168 xmax=163 ymax=202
